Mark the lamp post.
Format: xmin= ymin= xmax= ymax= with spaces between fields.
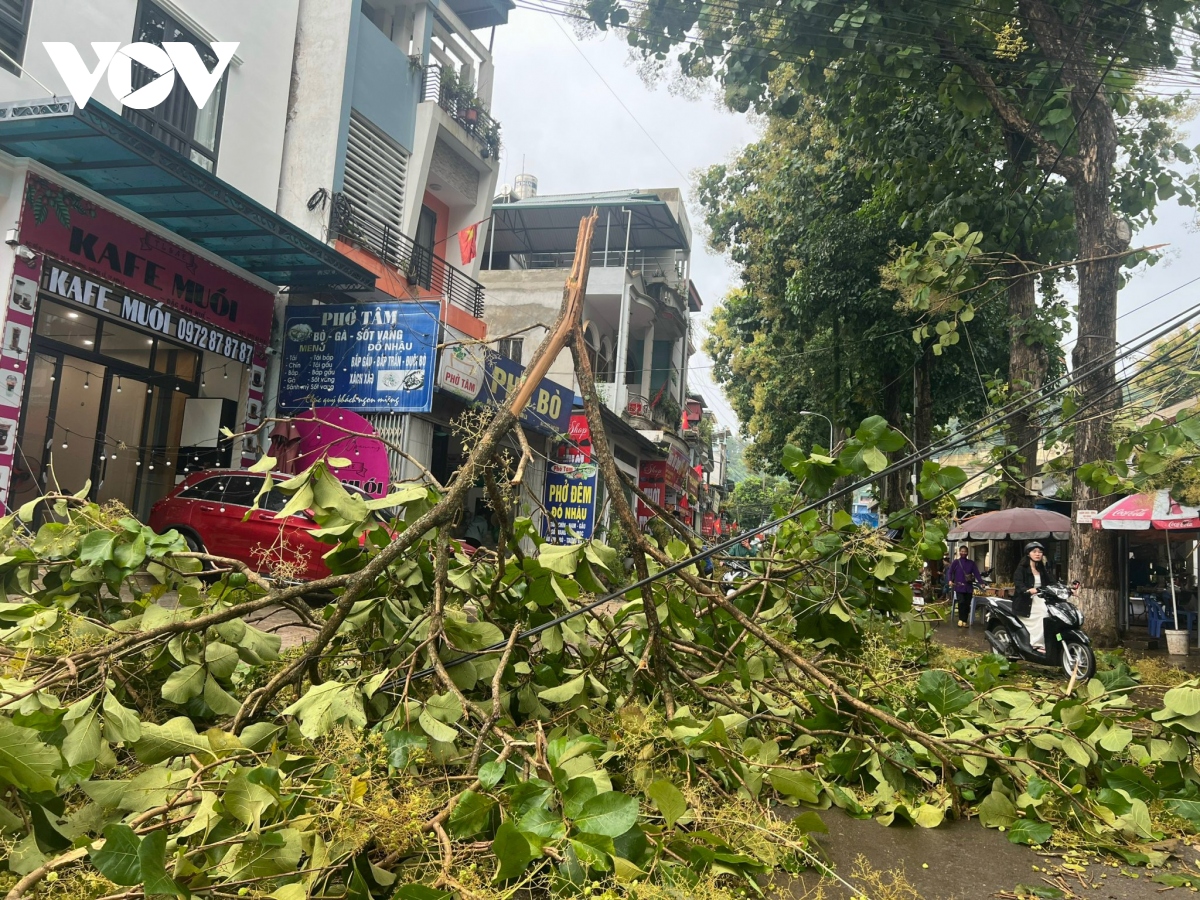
xmin=798 ymin=410 xmax=834 ymax=451
xmin=799 ymin=410 xmax=836 ymax=526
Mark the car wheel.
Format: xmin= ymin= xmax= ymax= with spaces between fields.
xmin=180 ymin=531 xmax=215 ymax=573
xmin=1062 ymin=641 xmax=1095 ymax=681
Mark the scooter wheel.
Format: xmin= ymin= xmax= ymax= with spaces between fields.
xmin=1062 ymin=641 xmax=1095 ymax=682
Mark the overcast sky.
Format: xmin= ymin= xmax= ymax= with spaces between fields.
xmin=489 ymin=9 xmax=758 ymax=431
xmin=491 ymin=10 xmax=1200 ymax=430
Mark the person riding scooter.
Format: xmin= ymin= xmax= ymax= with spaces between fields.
xmin=1012 ymin=542 xmax=1052 ymax=653
xmin=982 ymin=548 xmax=1093 ymax=680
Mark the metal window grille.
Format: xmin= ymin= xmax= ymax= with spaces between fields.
xmin=124 ymin=0 xmax=227 ymax=172
xmin=498 ymin=337 xmax=523 ymax=365
xmin=342 ymin=111 xmax=409 ymax=267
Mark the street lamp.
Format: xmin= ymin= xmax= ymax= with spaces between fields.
xmin=798 ymin=410 xmax=834 ymax=451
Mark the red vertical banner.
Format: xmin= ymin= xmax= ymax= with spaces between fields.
xmin=0 ymin=253 xmax=43 ymax=511
xmin=636 ymin=459 xmax=667 ymax=528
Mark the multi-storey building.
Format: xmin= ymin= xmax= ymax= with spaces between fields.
xmin=478 ymin=180 xmax=708 ymax=537
xmin=0 ymin=0 xmax=512 ymax=518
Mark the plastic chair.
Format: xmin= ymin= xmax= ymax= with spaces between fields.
xmin=968 ymin=593 xmax=984 ymax=625
xmin=1146 ymin=598 xmax=1172 ymax=638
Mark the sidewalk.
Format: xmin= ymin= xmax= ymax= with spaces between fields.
xmin=927 ymin=600 xmax=1200 ymax=672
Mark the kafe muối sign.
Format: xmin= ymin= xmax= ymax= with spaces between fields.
xmin=20 ymin=175 xmax=274 ymax=346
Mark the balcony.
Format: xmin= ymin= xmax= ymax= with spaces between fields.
xmin=421 ymin=64 xmax=501 ymax=159
xmin=330 ymin=192 xmax=485 ymax=319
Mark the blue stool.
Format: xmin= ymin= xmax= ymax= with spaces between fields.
xmin=968 ymin=594 xmax=984 ymax=625
xmin=1146 ymin=598 xmax=1173 ymax=638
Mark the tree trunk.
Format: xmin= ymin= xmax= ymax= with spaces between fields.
xmin=913 ymin=345 xmax=933 ymax=452
xmin=1009 ymin=0 xmax=1127 ymax=643
xmin=1063 ymin=80 xmax=1125 ymax=644
xmin=881 ymin=364 xmax=908 ymax=514
xmin=995 ymin=263 xmax=1046 ymax=581
xmin=1069 ymin=174 xmax=1123 ymax=643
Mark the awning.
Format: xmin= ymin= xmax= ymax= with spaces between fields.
xmin=0 ymin=98 xmax=375 ymax=293
xmin=490 ymin=192 xmax=689 ymax=255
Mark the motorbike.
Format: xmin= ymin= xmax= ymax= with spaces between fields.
xmin=981 ymin=582 xmax=1095 ymax=680
xmin=721 ymin=559 xmax=751 ymax=598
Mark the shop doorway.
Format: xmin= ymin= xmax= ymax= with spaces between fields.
xmin=12 ymin=300 xmax=198 ymax=520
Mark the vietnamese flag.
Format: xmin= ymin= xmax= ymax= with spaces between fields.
xmin=459 ymin=220 xmax=480 ymax=265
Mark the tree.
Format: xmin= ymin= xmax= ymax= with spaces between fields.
xmin=727 ymin=475 xmax=797 ymax=528
xmin=590 ymin=0 xmax=1199 ymax=640
xmin=1132 ymin=323 xmax=1200 ymax=411
xmin=700 ymin=103 xmax=1011 ymax=504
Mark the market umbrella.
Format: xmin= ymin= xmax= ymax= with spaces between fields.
xmin=1092 ymin=490 xmax=1200 ymax=644
xmin=946 ymin=507 xmax=1072 ymax=541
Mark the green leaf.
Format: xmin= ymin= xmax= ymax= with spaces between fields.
xmin=393 ymin=886 xmax=453 ymax=900
xmin=248 ymin=454 xmax=278 ymax=473
xmin=0 ymin=716 xmax=61 ymax=792
xmin=917 ymin=670 xmax=972 ymax=716
xmin=139 ymin=829 xmax=185 ymax=897
xmin=418 ymin=710 xmax=458 ymax=744
xmin=1007 ymin=818 xmax=1053 ymax=845
xmin=538 ymin=673 xmax=587 ymax=704
xmin=978 ymin=790 xmax=1017 ymax=829
xmin=78 ymin=530 xmax=118 ymax=565
xmin=161 ymin=664 xmax=206 ymax=704
xmin=448 ymin=790 xmax=496 ymax=839
xmin=768 ymin=768 xmax=822 ymax=803
xmin=538 ymin=542 xmax=579 ymax=575
xmin=90 ymin=824 xmax=142 ymax=885
xmin=102 ymin=692 xmax=143 ymax=744
xmin=1164 ymin=685 xmax=1200 ymax=716
xmin=913 ymin=803 xmax=946 ymax=829
xmin=224 ymin=774 xmax=276 ymax=829
xmin=492 ymin=820 xmax=537 ymax=881
xmin=133 ymin=717 xmax=214 ymax=764
xmin=646 ymin=779 xmax=686 ymax=828
xmin=62 ymin=700 xmax=102 ymax=767
xmin=478 ymin=759 xmax=507 ymax=789
xmin=861 ymin=445 xmax=887 ymax=473
xmin=425 ymin=692 xmax=464 ymax=723
xmin=1099 ymin=726 xmax=1133 ymax=752
xmin=202 ymin=676 xmax=242 ymax=716
xmin=573 ymin=791 xmax=639 ymax=838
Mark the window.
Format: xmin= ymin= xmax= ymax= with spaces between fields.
xmin=180 ymin=475 xmax=230 ymax=501
xmin=0 ymin=0 xmax=31 ymax=76
xmin=498 ymin=337 xmax=523 ymax=365
xmin=125 ymin=1 xmax=227 ymax=171
xmin=220 ymin=475 xmax=263 ymax=507
xmin=341 ymin=111 xmax=409 ymax=266
xmin=412 ymin=205 xmax=437 ymax=289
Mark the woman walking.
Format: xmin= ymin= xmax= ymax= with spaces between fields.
xmin=946 ymin=545 xmax=982 ymax=626
xmin=1012 ymin=542 xmax=1052 ymax=652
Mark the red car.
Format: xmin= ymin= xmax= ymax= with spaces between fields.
xmin=149 ymin=469 xmax=365 ymax=582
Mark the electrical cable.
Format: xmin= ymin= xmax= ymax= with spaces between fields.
xmin=383 ymin=293 xmax=1200 ymax=686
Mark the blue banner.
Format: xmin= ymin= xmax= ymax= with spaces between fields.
xmin=543 ymin=414 xmax=598 ymax=544
xmin=438 ymin=338 xmax=573 ymax=435
xmin=279 ymin=302 xmax=438 ymax=412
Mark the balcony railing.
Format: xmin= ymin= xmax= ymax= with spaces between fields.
xmin=330 ymin=193 xmax=485 ymax=320
xmin=487 ymin=249 xmax=687 ymax=282
xmin=421 ymin=64 xmax=501 ymax=159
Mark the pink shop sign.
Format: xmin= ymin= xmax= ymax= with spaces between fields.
xmin=20 ymin=174 xmax=274 ymax=347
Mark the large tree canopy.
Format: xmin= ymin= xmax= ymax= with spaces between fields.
xmin=593 ymin=0 xmax=1200 ymax=638
xmin=701 ymin=106 xmax=1011 ymax=475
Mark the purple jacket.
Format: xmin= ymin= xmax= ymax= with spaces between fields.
xmin=946 ymin=557 xmax=982 ymax=593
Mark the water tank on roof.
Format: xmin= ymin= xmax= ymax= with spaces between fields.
xmin=514 ymin=173 xmax=538 ymax=200
xmin=495 ymin=184 xmax=514 ymax=204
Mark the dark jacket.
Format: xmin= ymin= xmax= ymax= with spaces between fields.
xmin=1012 ymin=558 xmax=1051 ymax=617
